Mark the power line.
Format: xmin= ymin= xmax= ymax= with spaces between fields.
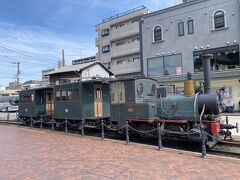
xmin=0 ymin=43 xmax=58 ymax=65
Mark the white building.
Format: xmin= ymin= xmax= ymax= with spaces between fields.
xmin=95 ymin=6 xmax=150 ymax=77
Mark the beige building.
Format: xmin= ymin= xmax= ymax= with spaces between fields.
xmin=95 ymin=6 xmax=150 ymax=77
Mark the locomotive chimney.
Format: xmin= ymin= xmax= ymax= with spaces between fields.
xmin=201 ymin=54 xmax=213 ymax=94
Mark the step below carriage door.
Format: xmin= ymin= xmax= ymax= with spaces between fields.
xmin=94 ymin=84 xmax=103 ymax=117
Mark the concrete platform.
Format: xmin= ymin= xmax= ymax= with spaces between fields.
xmin=0 ymin=125 xmax=239 ymax=179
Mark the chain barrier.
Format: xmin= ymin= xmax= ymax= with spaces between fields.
xmin=103 ymin=123 xmax=125 ymax=131
xmin=83 ymin=122 xmax=101 ymax=128
xmin=128 ymin=125 xmax=158 ymax=134
xmin=67 ymin=121 xmax=82 ymax=127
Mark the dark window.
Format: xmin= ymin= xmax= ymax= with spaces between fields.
xmin=147 ymin=54 xmax=183 ymax=77
xmin=61 ymin=91 xmax=67 ymax=101
xmin=178 ymin=22 xmax=184 ymax=36
xmin=116 ymin=41 xmax=125 ymax=46
xmin=187 ymin=20 xmax=194 ymax=34
xmin=164 ymin=54 xmax=182 ymax=75
xmin=153 ymin=26 xmax=162 ymax=41
xmin=194 ymin=45 xmax=239 ymax=72
xmin=214 ymin=11 xmax=225 ymax=29
xmin=101 ymin=28 xmax=109 ymax=36
xmin=102 ymin=45 xmax=110 ymax=53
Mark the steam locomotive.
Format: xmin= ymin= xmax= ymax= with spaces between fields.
xmin=18 ymin=76 xmax=238 ymax=148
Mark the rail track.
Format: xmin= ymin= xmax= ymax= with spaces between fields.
xmin=209 ymin=140 xmax=240 ymax=159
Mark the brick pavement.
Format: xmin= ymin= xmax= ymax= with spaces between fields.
xmin=0 ymin=125 xmax=240 ymax=180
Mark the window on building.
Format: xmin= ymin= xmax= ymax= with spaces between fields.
xmin=133 ymin=57 xmax=140 ymax=62
xmin=103 ymin=62 xmax=111 ymax=69
xmin=115 ymin=23 xmax=124 ymax=29
xmin=101 ymin=28 xmax=109 ymax=36
xmin=132 ymin=37 xmax=140 ymax=42
xmin=147 ymin=54 xmax=183 ymax=77
xmin=187 ymin=20 xmax=194 ymax=34
xmin=102 ymin=45 xmax=110 ymax=53
xmin=148 ymin=56 xmax=164 ymax=77
xmin=117 ymin=60 xmax=126 ymax=65
xmin=194 ymin=45 xmax=239 ymax=72
xmin=178 ymin=22 xmax=184 ymax=36
xmin=214 ymin=10 xmax=225 ymax=29
xmin=116 ymin=41 xmax=125 ymax=46
xmin=153 ymin=26 xmax=162 ymax=42
xmin=164 ymin=54 xmax=182 ymax=75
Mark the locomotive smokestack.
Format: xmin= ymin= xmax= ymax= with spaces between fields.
xmin=201 ymin=54 xmax=213 ymax=94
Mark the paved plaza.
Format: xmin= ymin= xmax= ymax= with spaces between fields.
xmin=0 ymin=125 xmax=240 ymax=179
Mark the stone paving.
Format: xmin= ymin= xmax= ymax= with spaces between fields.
xmin=0 ymin=125 xmax=240 ymax=180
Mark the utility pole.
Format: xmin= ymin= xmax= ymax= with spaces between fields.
xmin=12 ymin=62 xmax=20 ymax=83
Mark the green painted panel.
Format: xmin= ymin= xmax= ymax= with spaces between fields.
xmin=82 ymin=83 xmax=94 ymax=118
xmin=102 ymin=83 xmax=110 ymax=117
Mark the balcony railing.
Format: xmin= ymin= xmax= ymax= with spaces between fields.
xmin=110 ymin=23 xmax=139 ymax=41
xmin=111 ymin=61 xmax=140 ymax=75
xmin=111 ymin=41 xmax=140 ymax=58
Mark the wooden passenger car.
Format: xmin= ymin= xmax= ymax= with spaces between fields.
xmin=52 ymin=79 xmax=110 ymax=123
xmin=19 ymin=87 xmax=54 ymax=118
xmin=109 ymin=77 xmax=158 ymax=127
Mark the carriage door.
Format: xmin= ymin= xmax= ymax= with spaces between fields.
xmin=46 ymin=90 xmax=54 ymax=115
xmin=94 ymin=84 xmax=103 ymax=117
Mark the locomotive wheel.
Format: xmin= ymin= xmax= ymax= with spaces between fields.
xmin=136 ymin=123 xmax=155 ymax=138
xmin=164 ymin=124 xmax=184 ymax=132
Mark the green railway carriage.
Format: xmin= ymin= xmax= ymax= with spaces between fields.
xmin=53 ymin=80 xmax=110 ymax=122
xmin=109 ymin=77 xmax=158 ymax=127
xmin=19 ymin=87 xmax=54 ymax=118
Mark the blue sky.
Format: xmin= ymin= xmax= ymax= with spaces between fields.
xmin=0 ymin=0 xmax=181 ymax=87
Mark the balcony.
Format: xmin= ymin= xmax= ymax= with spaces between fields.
xmin=111 ymin=41 xmax=140 ymax=58
xmin=110 ymin=22 xmax=139 ymax=41
xmin=111 ymin=61 xmax=140 ymax=75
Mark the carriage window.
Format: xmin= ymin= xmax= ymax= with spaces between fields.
xmin=31 ymin=94 xmax=34 ymax=102
xmin=110 ymin=82 xmax=125 ymax=104
xmin=61 ymin=91 xmax=67 ymax=101
xmin=56 ymin=91 xmax=61 ymax=101
xmin=67 ymin=90 xmax=72 ymax=101
xmin=95 ymin=88 xmax=101 ymax=99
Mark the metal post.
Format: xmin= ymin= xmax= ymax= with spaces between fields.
xmin=226 ymin=116 xmax=229 ymax=124
xmin=200 ymin=124 xmax=207 ymax=158
xmin=16 ymin=113 xmax=19 ymax=126
xmin=158 ymin=122 xmax=163 ymax=150
xmin=30 ymin=117 xmax=33 ymax=128
xmin=81 ymin=119 xmax=84 ymax=136
xmin=65 ymin=118 xmax=68 ymax=133
xmin=101 ymin=119 xmax=104 ymax=140
xmin=40 ymin=116 xmax=43 ymax=130
xmin=51 ymin=118 xmax=54 ymax=131
xmin=126 ymin=120 xmax=129 ymax=144
xmin=17 ymin=117 xmax=20 ymax=127
xmin=7 ymin=111 xmax=9 ymax=125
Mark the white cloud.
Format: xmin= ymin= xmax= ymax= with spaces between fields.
xmin=0 ymin=22 xmax=96 ymax=86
